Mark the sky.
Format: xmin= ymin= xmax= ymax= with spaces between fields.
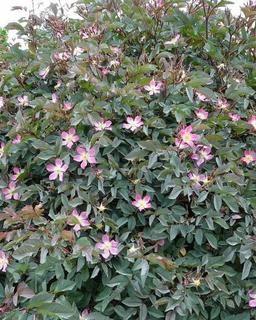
xmin=0 ymin=0 xmax=248 ymax=28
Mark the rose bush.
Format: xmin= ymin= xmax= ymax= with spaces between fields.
xmin=0 ymin=0 xmax=256 ymax=319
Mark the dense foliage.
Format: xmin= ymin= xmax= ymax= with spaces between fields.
xmin=0 ymin=0 xmax=256 ymax=319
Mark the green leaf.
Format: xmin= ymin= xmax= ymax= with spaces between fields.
xmin=241 ymin=260 xmax=252 ymax=280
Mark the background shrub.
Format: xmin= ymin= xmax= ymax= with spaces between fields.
xmin=0 ymin=0 xmax=256 ymax=319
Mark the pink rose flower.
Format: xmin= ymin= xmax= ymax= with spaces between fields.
xmin=217 ymin=98 xmax=229 ymax=109
xmin=68 ymin=209 xmax=90 ymax=232
xmin=95 ymin=234 xmax=119 ymax=259
xmin=228 ymin=113 xmax=241 ymax=122
xmin=62 ymin=102 xmax=73 ymax=111
xmin=52 ymin=93 xmax=58 ymax=103
xmin=10 ymin=167 xmax=23 ymax=181
xmin=123 ymin=116 xmax=143 ymax=132
xmin=188 ymin=172 xmax=208 ymax=190
xmin=73 ymin=146 xmax=96 ymax=169
xmin=132 ymin=194 xmax=151 ymax=211
xmin=196 ymin=91 xmax=209 ymax=102
xmin=191 ymin=145 xmax=213 ymax=166
xmin=94 ymin=120 xmax=112 ymax=131
xmin=61 ymin=128 xmax=80 ymax=149
xmin=0 ymin=96 xmax=4 ymax=109
xmin=249 ymin=291 xmax=256 ymax=308
xmin=144 ymin=79 xmax=163 ymax=95
xmin=80 ymin=308 xmax=91 ymax=320
xmin=2 ymin=181 xmax=20 ymax=200
xmin=17 ymin=95 xmax=29 ymax=106
xmin=46 ymin=159 xmax=68 ymax=182
xmin=241 ymin=150 xmax=256 ymax=165
xmin=175 ymin=125 xmax=200 ymax=149
xmin=39 ymin=66 xmax=50 ymax=79
xmin=0 ymin=250 xmax=8 ymax=272
xmin=12 ymin=134 xmax=22 ymax=144
xmin=195 ymin=108 xmax=208 ymax=120
xmin=0 ymin=142 xmax=5 ymax=158
xmin=248 ymin=115 xmax=256 ymax=130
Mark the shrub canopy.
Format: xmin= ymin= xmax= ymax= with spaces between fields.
xmin=0 ymin=0 xmax=256 ymax=319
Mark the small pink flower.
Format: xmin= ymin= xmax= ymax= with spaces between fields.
xmin=188 ymin=172 xmax=208 ymax=190
xmin=73 ymin=146 xmax=96 ymax=169
xmin=94 ymin=120 xmax=112 ymax=131
xmin=54 ymin=80 xmax=62 ymax=89
xmin=144 ymin=79 xmax=163 ymax=95
xmin=2 ymin=181 xmax=20 ymax=200
xmin=123 ymin=116 xmax=143 ymax=132
xmin=175 ymin=125 xmax=200 ymax=149
xmin=132 ymin=194 xmax=151 ymax=211
xmin=10 ymin=167 xmax=23 ymax=181
xmin=39 ymin=66 xmax=50 ymax=79
xmin=73 ymin=46 xmax=84 ymax=56
xmin=62 ymin=102 xmax=73 ymax=111
xmin=95 ymin=234 xmax=119 ymax=259
xmin=68 ymin=209 xmax=90 ymax=232
xmin=191 ymin=145 xmax=213 ymax=166
xmin=100 ymin=67 xmax=110 ymax=75
xmin=241 ymin=150 xmax=256 ymax=165
xmin=80 ymin=308 xmax=91 ymax=320
xmin=248 ymin=115 xmax=256 ymax=130
xmin=0 ymin=96 xmax=4 ymax=109
xmin=0 ymin=142 xmax=5 ymax=158
xmin=217 ymin=98 xmax=229 ymax=109
xmin=17 ymin=95 xmax=29 ymax=106
xmin=228 ymin=113 xmax=241 ymax=122
xmin=61 ymin=128 xmax=80 ymax=149
xmin=249 ymin=291 xmax=256 ymax=308
xmin=12 ymin=134 xmax=22 ymax=144
xmin=195 ymin=108 xmax=208 ymax=120
xmin=46 ymin=159 xmax=68 ymax=182
xmin=52 ymin=93 xmax=58 ymax=103
xmin=196 ymin=91 xmax=209 ymax=102
xmin=0 ymin=250 xmax=8 ymax=272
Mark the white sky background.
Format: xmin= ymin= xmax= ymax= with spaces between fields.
xmin=0 ymin=0 xmax=248 ymax=28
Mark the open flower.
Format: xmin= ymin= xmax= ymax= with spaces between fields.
xmin=68 ymin=209 xmax=90 ymax=232
xmin=195 ymin=108 xmax=208 ymax=120
xmin=46 ymin=159 xmax=68 ymax=181
xmin=0 ymin=250 xmax=8 ymax=272
xmin=228 ymin=113 xmax=241 ymax=122
xmin=0 ymin=96 xmax=4 ymax=109
xmin=188 ymin=172 xmax=208 ymax=190
xmin=95 ymin=234 xmax=119 ymax=259
xmin=123 ymin=116 xmax=143 ymax=132
xmin=52 ymin=93 xmax=58 ymax=103
xmin=74 ymin=46 xmax=84 ymax=56
xmin=217 ymin=98 xmax=229 ymax=109
xmin=10 ymin=167 xmax=23 ymax=181
xmin=80 ymin=308 xmax=91 ymax=320
xmin=248 ymin=115 xmax=256 ymax=130
xmin=94 ymin=120 xmax=112 ymax=131
xmin=241 ymin=150 xmax=256 ymax=165
xmin=62 ymin=102 xmax=73 ymax=111
xmin=191 ymin=145 xmax=213 ymax=166
xmin=74 ymin=146 xmax=96 ymax=169
xmin=18 ymin=95 xmax=29 ymax=106
xmin=0 ymin=142 xmax=5 ymax=158
xmin=175 ymin=125 xmax=200 ymax=149
xmin=132 ymin=194 xmax=151 ymax=211
xmin=144 ymin=79 xmax=162 ymax=95
xmin=196 ymin=91 xmax=209 ymax=102
xmin=12 ymin=134 xmax=22 ymax=144
xmin=61 ymin=128 xmax=79 ymax=149
xmin=39 ymin=66 xmax=50 ymax=79
xmin=249 ymin=291 xmax=256 ymax=308
xmin=2 ymin=182 xmax=20 ymax=200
